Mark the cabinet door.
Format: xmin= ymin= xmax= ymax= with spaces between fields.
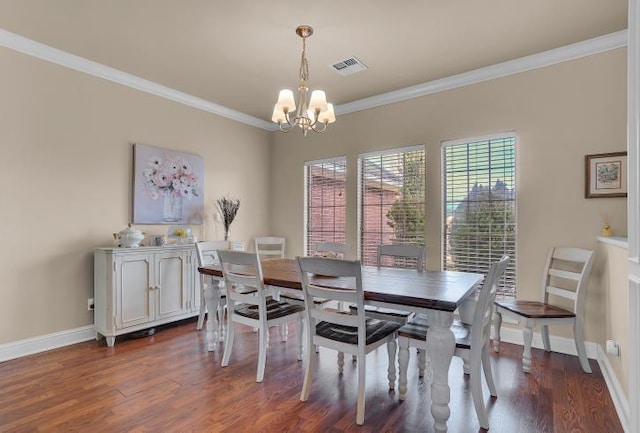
xmin=115 ymin=253 xmax=154 ymax=329
xmin=156 ymin=250 xmax=189 ymax=319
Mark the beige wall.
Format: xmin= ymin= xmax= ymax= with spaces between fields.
xmin=269 ymin=48 xmax=628 ymax=346
xmin=0 ymin=47 xmax=271 ymax=344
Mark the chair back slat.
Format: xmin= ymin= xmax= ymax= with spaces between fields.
xmin=548 ymin=268 xmax=582 ymax=281
xmin=546 ymin=285 xmax=577 ymax=301
xmin=307 ymin=285 xmax=357 ymax=303
xmin=314 ymin=242 xmax=350 ymax=259
xmin=312 ymin=308 xmax=359 ymax=327
xmin=377 ymin=244 xmax=425 ymax=272
xmin=552 ymin=247 xmax=593 ymax=263
xmin=255 ymin=236 xmax=286 ymax=258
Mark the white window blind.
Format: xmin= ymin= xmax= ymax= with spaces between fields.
xmin=358 ymin=146 xmax=426 ymax=266
xmin=442 ymin=135 xmax=517 ymax=298
xmin=305 ymin=158 xmax=347 ymax=256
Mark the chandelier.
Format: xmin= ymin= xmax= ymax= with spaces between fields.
xmin=272 ymin=25 xmax=336 ymax=135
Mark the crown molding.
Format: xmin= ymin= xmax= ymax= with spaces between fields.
xmin=0 ymin=27 xmax=628 ymax=130
xmin=0 ymin=28 xmax=273 ymax=130
xmin=337 ymin=30 xmax=628 ymax=116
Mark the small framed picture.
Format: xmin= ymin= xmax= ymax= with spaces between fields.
xmin=585 ymin=151 xmax=627 ymax=198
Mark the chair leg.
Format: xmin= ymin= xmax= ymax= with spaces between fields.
xmin=492 ymin=310 xmax=502 ymax=352
xmin=398 ymin=337 xmax=410 ymax=400
xmin=387 ymin=337 xmax=397 ymax=390
xmin=522 ymin=324 xmax=534 ymax=373
xmin=300 ymin=333 xmax=315 ymax=401
xmin=256 ymin=325 xmax=268 ymax=383
xmin=482 ymin=343 xmax=498 ymax=397
xmin=197 ymin=299 xmax=206 ymax=330
xmin=470 ymin=348 xmax=490 ymax=430
xmin=337 ymin=351 xmax=345 ymax=374
xmin=417 ymin=347 xmax=426 ymax=378
xmin=356 ymin=353 xmax=366 ymax=425
xmin=574 ymin=318 xmax=592 ymax=373
xmin=541 ymin=324 xmax=551 ymax=352
xmin=217 ymin=304 xmax=225 ymax=343
xmin=296 ymin=317 xmax=303 ymax=361
xmin=460 ymin=351 xmax=471 ymax=375
xmin=221 ymin=311 xmax=235 ymax=367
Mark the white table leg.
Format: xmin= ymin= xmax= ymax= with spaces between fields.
xmin=203 ymin=280 xmax=222 ymax=352
xmin=427 ymin=310 xmax=455 ymax=433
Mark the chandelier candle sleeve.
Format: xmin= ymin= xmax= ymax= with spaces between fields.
xmin=272 ymin=25 xmax=336 ymax=135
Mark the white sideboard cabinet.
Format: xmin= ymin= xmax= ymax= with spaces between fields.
xmin=94 ymin=245 xmax=201 ymax=346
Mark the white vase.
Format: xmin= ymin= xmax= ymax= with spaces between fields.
xmin=163 ymin=193 xmax=182 ymax=222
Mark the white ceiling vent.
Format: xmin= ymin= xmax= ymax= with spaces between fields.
xmin=330 ymin=56 xmax=368 ymax=76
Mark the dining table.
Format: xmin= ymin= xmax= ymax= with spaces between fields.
xmin=199 ymin=258 xmax=482 ymax=433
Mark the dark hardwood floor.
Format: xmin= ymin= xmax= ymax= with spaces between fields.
xmin=0 ymin=319 xmax=623 ymax=432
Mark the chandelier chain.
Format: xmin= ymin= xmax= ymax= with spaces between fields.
xmin=299 ymin=37 xmax=309 ymax=83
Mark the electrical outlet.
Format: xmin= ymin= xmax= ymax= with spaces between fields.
xmin=88 ymin=298 xmax=94 ymax=311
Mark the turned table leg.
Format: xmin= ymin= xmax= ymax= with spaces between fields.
xmin=427 ymin=310 xmax=455 ymax=433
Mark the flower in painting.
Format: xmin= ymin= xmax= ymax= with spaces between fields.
xmin=142 ymin=153 xmax=199 ymax=200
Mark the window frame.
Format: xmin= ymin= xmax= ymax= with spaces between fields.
xmin=303 ymin=156 xmax=347 ymax=257
xmin=441 ymin=132 xmax=518 ymax=298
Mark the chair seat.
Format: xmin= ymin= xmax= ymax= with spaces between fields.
xmin=235 ymin=299 xmax=304 ymax=321
xmin=495 ymin=300 xmax=575 ymax=319
xmin=348 ymin=304 xmax=412 ymax=318
xmin=316 ymin=318 xmax=401 ymax=345
xmin=397 ymin=317 xmax=472 ymax=349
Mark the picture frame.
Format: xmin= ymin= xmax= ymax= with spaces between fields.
xmin=132 ymin=143 xmax=205 ymax=224
xmin=585 ymin=151 xmax=627 ymax=198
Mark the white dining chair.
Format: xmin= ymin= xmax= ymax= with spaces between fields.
xmin=195 ymin=240 xmax=229 ymax=337
xmin=397 ymin=255 xmax=510 ymax=431
xmin=254 ymin=236 xmax=285 ymax=259
xmin=493 ymin=247 xmax=595 ymax=373
xmin=365 ymin=244 xmax=427 ymax=324
xmin=297 ymin=256 xmax=401 ymax=425
xmin=219 ymin=250 xmax=304 ymax=382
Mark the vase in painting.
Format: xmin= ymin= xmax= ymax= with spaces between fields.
xmin=163 ymin=193 xmax=182 ymax=222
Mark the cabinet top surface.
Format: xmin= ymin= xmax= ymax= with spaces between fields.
xmin=95 ymin=244 xmax=196 ymax=252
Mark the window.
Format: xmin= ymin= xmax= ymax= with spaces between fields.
xmin=304 ymin=157 xmax=347 ymax=256
xmin=358 ymin=146 xmax=426 ymax=266
xmin=442 ymin=134 xmax=517 ymax=298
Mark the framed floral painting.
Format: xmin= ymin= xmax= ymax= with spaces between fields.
xmin=585 ymin=151 xmax=627 ymax=198
xmin=132 ymin=143 xmax=205 ymax=224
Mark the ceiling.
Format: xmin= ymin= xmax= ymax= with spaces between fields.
xmin=0 ymin=1 xmax=629 ymax=123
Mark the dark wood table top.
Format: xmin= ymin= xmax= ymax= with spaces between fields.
xmin=199 ymin=258 xmax=483 ymax=312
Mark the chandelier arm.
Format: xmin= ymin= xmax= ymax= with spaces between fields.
xmin=310 ymin=121 xmax=328 ymax=133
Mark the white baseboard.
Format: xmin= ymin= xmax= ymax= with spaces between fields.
xmin=0 ymin=325 xmax=96 ymax=363
xmin=495 ymin=325 xmax=598 ymax=359
xmin=597 ymin=345 xmax=630 ymax=433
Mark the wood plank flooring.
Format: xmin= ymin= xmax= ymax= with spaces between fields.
xmin=0 ymin=319 xmax=623 ymax=432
